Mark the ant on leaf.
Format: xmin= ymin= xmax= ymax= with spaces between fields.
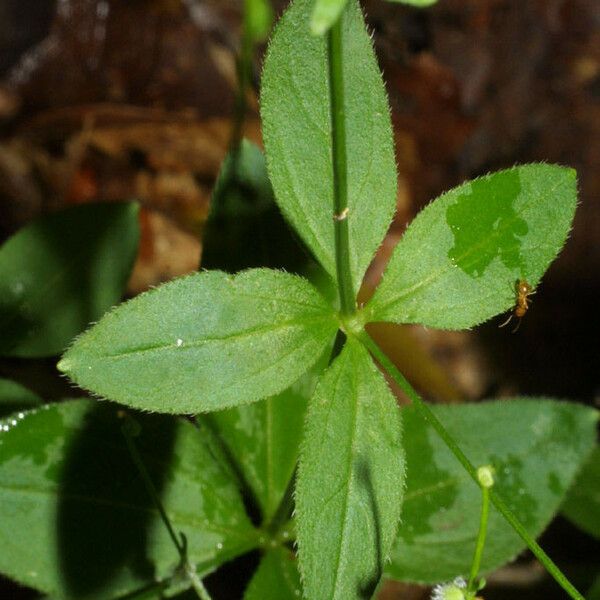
xmin=499 ymin=279 xmax=535 ymax=333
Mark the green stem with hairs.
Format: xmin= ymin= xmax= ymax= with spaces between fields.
xmin=328 ymin=14 xmax=355 ymax=316
xmin=355 ymin=330 xmax=584 ymax=600
xmin=121 ymin=416 xmax=213 ymax=600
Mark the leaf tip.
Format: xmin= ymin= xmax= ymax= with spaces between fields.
xmin=56 ymin=357 xmax=72 ymax=374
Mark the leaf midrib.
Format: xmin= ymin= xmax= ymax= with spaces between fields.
xmin=0 ymin=483 xmax=257 ymax=539
xmin=330 ymin=349 xmax=360 ymax=599
xmin=92 ymin=315 xmax=334 ymax=361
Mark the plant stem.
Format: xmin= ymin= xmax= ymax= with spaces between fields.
xmin=467 ymin=483 xmax=490 ymax=594
xmin=356 ymin=330 xmax=585 ymax=600
xmin=121 ymin=417 xmax=213 ymax=600
xmin=265 ymin=465 xmax=297 ymax=536
xmin=184 ymin=560 xmax=214 ymax=600
xmin=328 ymin=15 xmax=355 ymax=316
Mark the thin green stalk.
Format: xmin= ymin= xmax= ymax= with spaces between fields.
xmin=467 ymin=470 xmax=491 ymax=595
xmin=184 ymin=557 xmax=214 ymax=600
xmin=328 ymin=16 xmax=355 ymax=316
xmin=122 ymin=419 xmax=183 ymax=554
xmin=121 ymin=417 xmax=213 ymax=600
xmin=356 ymin=330 xmax=585 ymax=600
xmin=265 ymin=466 xmax=297 ymax=535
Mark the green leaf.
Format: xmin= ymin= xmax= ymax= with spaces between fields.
xmin=58 ymin=269 xmax=337 ymax=414
xmin=296 ymin=339 xmax=405 ymax=600
xmin=0 ymin=400 xmax=258 ymax=598
xmin=0 ymin=378 xmax=42 ymax=418
xmin=367 ymin=165 xmax=577 ymax=329
xmin=310 ymin=0 xmax=349 ymax=35
xmin=261 ymin=0 xmax=397 ymax=297
xmin=206 ymin=338 xmax=330 ymax=523
xmin=0 ymin=202 xmax=140 ymax=357
xmin=562 ymin=445 xmax=600 ymax=539
xmin=387 ymin=399 xmax=598 ymax=583
xmin=202 ymin=140 xmax=308 ymax=275
xmin=244 ymin=547 xmax=302 ymax=599
xmin=207 ymin=372 xmax=311 ymax=521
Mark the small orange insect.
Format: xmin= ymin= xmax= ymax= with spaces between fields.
xmin=499 ymin=279 xmax=535 ymax=332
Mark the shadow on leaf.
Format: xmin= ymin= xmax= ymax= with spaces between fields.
xmin=57 ymin=404 xmax=176 ymax=597
xmin=356 ymin=456 xmax=382 ymax=599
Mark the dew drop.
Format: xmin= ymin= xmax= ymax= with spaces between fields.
xmin=216 ymin=542 xmax=223 ymax=550
xmin=17 ymin=412 xmax=24 ymax=419
xmin=176 ymin=338 xmax=183 ymax=347
xmin=11 ymin=420 xmax=17 ymax=426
